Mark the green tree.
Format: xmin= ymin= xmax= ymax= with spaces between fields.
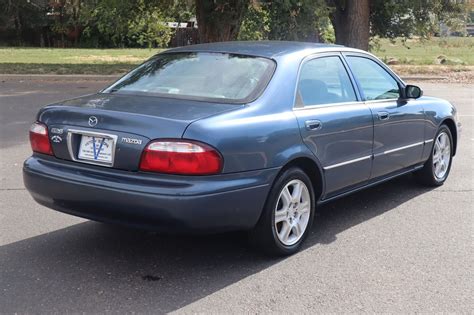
xmin=127 ymin=1 xmax=173 ymax=48
xmin=238 ymin=2 xmax=271 ymax=41
xmin=0 ymin=0 xmax=49 ymax=45
xmin=80 ymin=0 xmax=176 ymax=48
xmin=328 ymin=0 xmax=466 ymax=50
xmin=213 ymin=0 xmax=467 ymax=50
xmin=371 ymin=0 xmax=466 ymax=43
xmin=195 ymin=0 xmax=250 ymax=43
xmin=154 ymin=0 xmax=195 ymax=23
xmin=81 ymin=0 xmax=136 ymax=47
xmin=265 ymin=0 xmax=328 ymax=42
xmin=222 ymin=0 xmax=333 ymax=43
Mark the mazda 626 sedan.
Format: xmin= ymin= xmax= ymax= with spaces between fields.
xmin=24 ymin=41 xmax=461 ymax=255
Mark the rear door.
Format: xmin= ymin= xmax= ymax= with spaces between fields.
xmin=344 ymin=54 xmax=425 ymax=179
xmin=293 ymin=53 xmax=374 ymax=198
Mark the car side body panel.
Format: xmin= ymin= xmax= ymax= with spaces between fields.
xmin=418 ymin=96 xmax=460 ymax=160
xmin=293 ymin=103 xmax=373 ymax=197
xmin=366 ymin=98 xmax=426 ymax=180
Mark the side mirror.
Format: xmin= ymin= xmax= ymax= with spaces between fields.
xmin=405 ymin=85 xmax=423 ymax=99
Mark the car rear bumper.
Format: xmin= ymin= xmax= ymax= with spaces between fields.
xmin=23 ymin=155 xmax=278 ymax=233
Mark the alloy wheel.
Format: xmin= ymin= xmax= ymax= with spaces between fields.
xmin=433 ymin=131 xmax=451 ymax=180
xmin=274 ymin=179 xmax=311 ymax=246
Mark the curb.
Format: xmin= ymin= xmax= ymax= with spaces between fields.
xmin=402 ymin=76 xmax=447 ymax=81
xmin=0 ymin=73 xmax=448 ymax=82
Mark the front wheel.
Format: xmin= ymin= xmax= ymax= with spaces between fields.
xmin=414 ymin=125 xmax=453 ymax=186
xmin=248 ymin=167 xmax=315 ymax=256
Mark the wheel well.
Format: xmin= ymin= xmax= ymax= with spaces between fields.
xmin=280 ymin=157 xmax=324 ymax=201
xmin=442 ymin=119 xmax=457 ymax=156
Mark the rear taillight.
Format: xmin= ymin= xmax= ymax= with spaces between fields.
xmin=139 ymin=140 xmax=223 ymax=175
xmin=29 ymin=122 xmax=53 ymax=155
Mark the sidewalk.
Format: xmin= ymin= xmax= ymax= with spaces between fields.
xmin=0 ymin=74 xmax=121 ymax=81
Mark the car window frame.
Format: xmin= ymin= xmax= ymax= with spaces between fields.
xmin=102 ymin=51 xmax=278 ymax=105
xmin=341 ymin=52 xmax=407 ymax=103
xmin=293 ymin=52 xmax=363 ymax=109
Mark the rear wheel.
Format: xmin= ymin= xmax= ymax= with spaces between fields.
xmin=249 ymin=167 xmax=315 ymax=256
xmin=415 ymin=125 xmax=453 ymax=186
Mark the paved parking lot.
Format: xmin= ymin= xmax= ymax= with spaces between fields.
xmin=0 ymin=76 xmax=472 ymax=313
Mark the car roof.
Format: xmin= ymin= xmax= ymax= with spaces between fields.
xmin=164 ymin=40 xmax=359 ymax=58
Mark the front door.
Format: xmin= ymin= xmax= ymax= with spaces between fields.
xmin=293 ymin=54 xmax=373 ymax=198
xmin=344 ymin=54 xmax=425 ymax=179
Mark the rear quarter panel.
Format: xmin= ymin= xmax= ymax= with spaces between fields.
xmin=183 ymin=53 xmax=320 ymax=174
xmin=184 ymin=106 xmax=310 ymax=173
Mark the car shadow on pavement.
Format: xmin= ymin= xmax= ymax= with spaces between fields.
xmin=0 ymin=174 xmax=434 ymax=313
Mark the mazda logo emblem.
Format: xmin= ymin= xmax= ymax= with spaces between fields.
xmin=88 ymin=116 xmax=98 ymax=127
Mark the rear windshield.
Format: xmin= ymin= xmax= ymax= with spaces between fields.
xmin=103 ymin=52 xmax=276 ymax=103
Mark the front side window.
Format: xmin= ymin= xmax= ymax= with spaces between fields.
xmin=346 ymin=56 xmax=400 ymax=101
xmin=103 ymin=52 xmax=276 ymax=103
xmin=297 ymin=56 xmax=357 ymax=106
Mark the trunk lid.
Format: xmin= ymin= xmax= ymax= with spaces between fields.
xmin=38 ymin=93 xmax=239 ymax=171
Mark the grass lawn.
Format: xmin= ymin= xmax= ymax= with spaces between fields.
xmin=371 ymin=37 xmax=474 ymax=66
xmin=0 ymin=37 xmax=473 ymax=75
xmin=0 ymin=48 xmax=159 ymax=74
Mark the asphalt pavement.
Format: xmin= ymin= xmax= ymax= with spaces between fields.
xmin=0 ymin=76 xmax=472 ymax=313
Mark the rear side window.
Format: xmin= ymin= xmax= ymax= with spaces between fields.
xmin=297 ymin=56 xmax=357 ymax=106
xmin=346 ymin=56 xmax=400 ymax=100
xmin=104 ymin=52 xmax=275 ymax=103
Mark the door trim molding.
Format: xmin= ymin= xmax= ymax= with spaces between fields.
xmin=325 ymin=140 xmax=427 ymax=170
xmin=324 ymin=155 xmax=372 ymax=170
xmin=383 ymin=141 xmax=424 ymax=155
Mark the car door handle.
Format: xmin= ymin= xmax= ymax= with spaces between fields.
xmin=377 ymin=111 xmax=390 ymax=120
xmin=305 ymin=120 xmax=322 ymax=130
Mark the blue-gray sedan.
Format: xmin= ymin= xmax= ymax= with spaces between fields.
xmin=23 ymin=41 xmax=461 ymax=255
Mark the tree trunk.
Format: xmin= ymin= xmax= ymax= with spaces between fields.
xmin=73 ymin=0 xmax=81 ymax=46
xmin=330 ymin=0 xmax=370 ymax=51
xmin=195 ymin=0 xmax=250 ymax=43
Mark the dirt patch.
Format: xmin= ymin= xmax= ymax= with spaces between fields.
xmin=64 ymin=55 xmax=145 ymax=63
xmin=393 ymin=65 xmax=474 ymax=84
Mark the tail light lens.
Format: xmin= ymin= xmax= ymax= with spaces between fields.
xmin=139 ymin=140 xmax=223 ymax=175
xmin=29 ymin=122 xmax=53 ymax=155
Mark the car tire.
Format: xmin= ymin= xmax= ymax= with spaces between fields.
xmin=414 ymin=125 xmax=453 ymax=186
xmin=248 ymin=167 xmax=315 ymax=256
